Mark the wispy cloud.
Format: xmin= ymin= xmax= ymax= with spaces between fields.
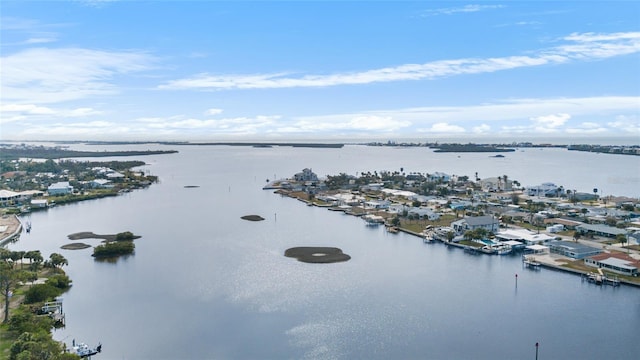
xmin=421 ymin=4 xmax=504 ymax=17
xmin=0 ymin=103 xmax=103 ymax=124
xmin=0 ymin=47 xmax=156 ymax=103
xmin=158 ymin=32 xmax=640 ymax=91
xmin=530 ymin=113 xmax=571 ymax=132
xmin=24 ymin=34 xmax=58 ymax=44
xmin=294 ymin=96 xmax=640 ymax=136
xmin=136 ymin=114 xmax=281 ymax=135
xmin=74 ymin=0 xmax=119 ymax=8
xmin=419 ymin=123 xmax=466 ymax=133
xmin=6 ymin=95 xmax=638 ymax=140
xmin=0 ymin=16 xmax=66 ymax=46
xmin=494 ymin=21 xmax=543 ymax=28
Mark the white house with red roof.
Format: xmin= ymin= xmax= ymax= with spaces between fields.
xmin=584 ymin=252 xmax=640 ymax=276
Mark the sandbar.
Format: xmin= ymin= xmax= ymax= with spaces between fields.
xmin=285 ymin=247 xmax=351 ymax=264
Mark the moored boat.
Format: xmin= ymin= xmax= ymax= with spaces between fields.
xmin=71 ymin=340 xmax=102 ymax=358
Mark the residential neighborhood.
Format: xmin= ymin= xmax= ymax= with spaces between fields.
xmin=0 ymin=158 xmax=157 ymax=211
xmin=266 ymin=168 xmax=640 ymax=284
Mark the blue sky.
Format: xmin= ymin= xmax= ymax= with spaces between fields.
xmin=1 ymin=1 xmax=639 ymax=142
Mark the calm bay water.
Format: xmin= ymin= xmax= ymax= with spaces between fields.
xmin=8 ymin=144 xmax=640 ymax=359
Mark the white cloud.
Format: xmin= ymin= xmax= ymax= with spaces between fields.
xmin=293 ymin=96 xmax=639 ymax=136
xmin=290 ymin=115 xmax=411 ymax=133
xmin=419 ymin=123 xmax=466 ymax=133
xmin=5 ymin=96 xmax=637 ymax=140
xmin=159 ymin=32 xmax=640 ymax=91
xmin=530 ymin=113 xmax=571 ymax=129
xmin=205 ymin=108 xmax=224 ymax=116
xmin=298 ymin=96 xmax=638 ymax=125
xmin=20 ymin=120 xmax=133 ymax=137
xmin=0 ymin=47 xmax=155 ymax=103
xmin=0 ymin=103 xmax=103 ymax=124
xmin=74 ymin=0 xmax=119 ymax=8
xmin=607 ymin=115 xmax=640 ymax=133
xmin=68 ymin=107 xmax=103 ymax=117
xmin=472 ymin=124 xmax=491 ymax=133
xmin=422 ymin=4 xmax=504 ymax=17
xmin=135 ymin=114 xmax=280 ymax=135
xmin=25 ymin=36 xmax=58 ymax=44
xmin=1 ymin=103 xmax=55 ymax=116
xmin=565 ymin=122 xmax=608 ymax=134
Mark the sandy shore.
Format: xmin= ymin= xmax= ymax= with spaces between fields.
xmin=0 ymin=214 xmax=22 ymax=245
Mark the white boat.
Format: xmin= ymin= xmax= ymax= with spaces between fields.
xmin=480 ymin=246 xmax=496 ymax=254
xmin=493 ymin=244 xmax=512 ymax=255
xmin=71 ymin=340 xmax=102 ymax=358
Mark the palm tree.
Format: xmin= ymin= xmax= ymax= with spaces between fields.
xmin=616 ymin=234 xmax=627 ymax=248
xmin=446 ymin=231 xmax=454 ymax=243
xmin=573 ymin=231 xmax=581 ymax=242
xmin=464 ymin=230 xmax=474 ymax=242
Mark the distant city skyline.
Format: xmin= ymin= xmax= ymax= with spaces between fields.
xmin=1 ymin=1 xmax=639 ymax=142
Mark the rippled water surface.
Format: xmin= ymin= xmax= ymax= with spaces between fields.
xmin=9 ymin=144 xmax=640 ymax=359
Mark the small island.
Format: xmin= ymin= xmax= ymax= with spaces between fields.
xmin=431 ymin=144 xmax=515 ymax=153
xmin=61 ymin=243 xmax=92 ymax=250
xmin=68 ymin=231 xmax=141 ymax=242
xmin=284 ymin=247 xmax=351 ymax=264
xmin=241 ymin=215 xmax=265 ymax=221
xmin=92 ymin=241 xmax=135 ymax=258
xmin=66 ymin=231 xmax=139 ymax=258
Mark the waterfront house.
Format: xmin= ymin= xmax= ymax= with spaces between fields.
xmin=585 ymin=252 xmax=640 ymax=276
xmin=364 ymin=200 xmax=390 ymax=210
xmin=0 ymin=189 xmax=20 ymax=206
xmin=495 ymin=228 xmax=555 ymax=245
xmin=543 ymin=218 xmax=582 ymax=230
xmin=525 ymin=244 xmax=550 ymax=254
xmin=30 ymin=199 xmax=48 ymax=208
xmin=547 ymin=240 xmax=602 ymax=259
xmin=451 ymin=215 xmax=499 ymax=235
xmin=479 ymin=177 xmax=513 ymax=192
xmin=106 ymin=171 xmax=125 ymax=179
xmin=380 ymin=188 xmax=417 ymax=199
xmin=47 ymin=181 xmax=73 ymax=195
xmin=407 ymin=207 xmax=440 ymax=221
xmin=526 ymin=183 xmax=561 ymax=197
xmin=88 ymin=179 xmax=112 ymax=188
xmin=575 ymin=223 xmax=628 ymax=239
xmin=293 ymin=168 xmax=319 ymax=182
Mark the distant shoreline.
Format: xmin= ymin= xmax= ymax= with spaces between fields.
xmin=2 ymin=140 xmax=638 ymax=155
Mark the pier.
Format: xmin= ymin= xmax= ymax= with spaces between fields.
xmin=41 ymin=298 xmax=65 ymax=325
xmin=522 ymin=255 xmax=542 ymax=270
xmin=582 ymin=271 xmax=621 ymax=287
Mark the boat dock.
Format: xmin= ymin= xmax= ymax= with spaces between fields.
xmin=41 ymin=298 xmax=65 ymax=325
xmin=582 ymin=270 xmax=621 ymax=287
xmin=522 ymin=255 xmax=542 ymax=270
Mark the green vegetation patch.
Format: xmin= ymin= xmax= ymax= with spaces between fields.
xmin=92 ymin=241 xmax=135 ymax=258
xmin=0 ymin=148 xmax=177 ymax=161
